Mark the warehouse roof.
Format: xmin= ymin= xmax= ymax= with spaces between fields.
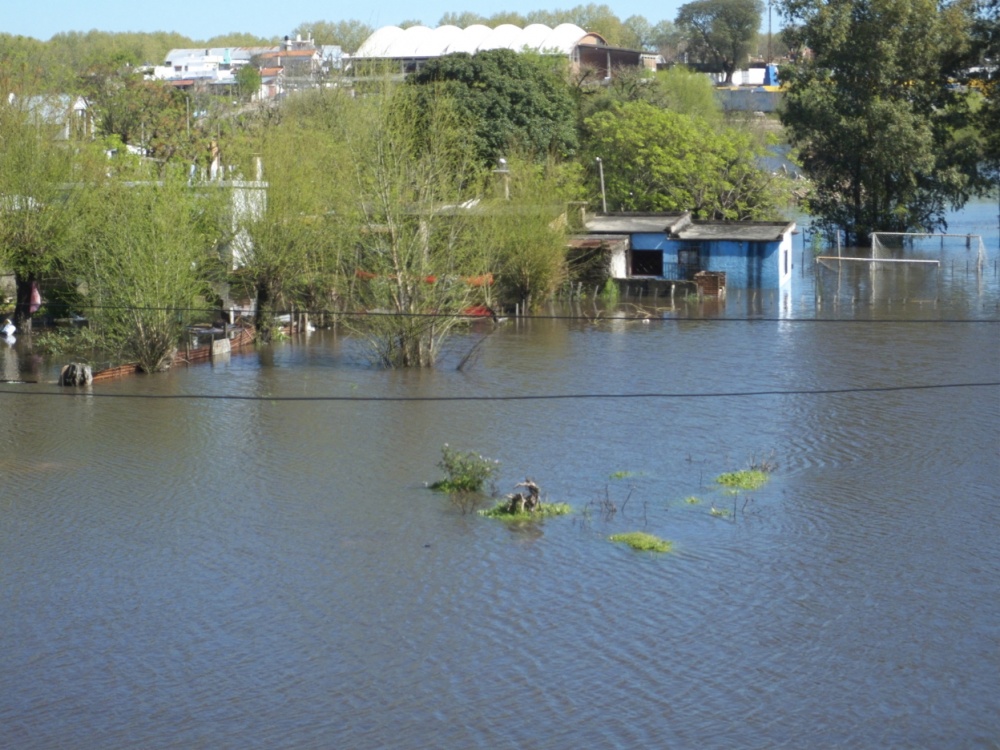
xmin=354 ymin=23 xmax=594 ymax=59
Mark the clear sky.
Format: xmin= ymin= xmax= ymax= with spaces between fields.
xmin=3 ymin=1 xmax=695 ymax=41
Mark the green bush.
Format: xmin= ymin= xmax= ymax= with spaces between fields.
xmin=429 ymin=444 xmax=500 ymax=493
xmin=715 ymin=470 xmax=769 ymax=490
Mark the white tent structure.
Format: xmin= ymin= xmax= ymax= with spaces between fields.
xmin=351 ymin=23 xmax=642 ymax=78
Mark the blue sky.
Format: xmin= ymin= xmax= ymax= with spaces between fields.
xmin=4 ymin=1 xmax=698 ymax=41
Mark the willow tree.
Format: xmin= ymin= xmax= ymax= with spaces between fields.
xmin=779 ymin=0 xmax=979 ymax=244
xmin=477 ymin=156 xmax=579 ymax=308
xmin=335 ymin=82 xmax=495 ymax=368
xmin=73 ymin=172 xmax=221 ymax=372
xmin=237 ymin=105 xmax=348 ymax=341
xmin=0 ymin=98 xmax=91 ymax=331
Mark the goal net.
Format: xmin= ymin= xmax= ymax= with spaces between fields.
xmin=871 ymin=232 xmax=986 ymax=273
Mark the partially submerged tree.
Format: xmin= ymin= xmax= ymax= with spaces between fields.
xmin=73 ymin=173 xmax=222 ymax=372
xmin=478 ymin=156 xmax=579 ymax=308
xmin=0 ymin=99 xmax=87 ymax=331
xmin=335 ymin=82 xmax=495 ymax=367
xmin=779 ymin=0 xmax=982 ymax=243
xmin=239 ymin=121 xmax=343 ymax=341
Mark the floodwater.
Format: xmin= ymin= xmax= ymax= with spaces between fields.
xmin=1 ymin=201 xmax=998 ymax=748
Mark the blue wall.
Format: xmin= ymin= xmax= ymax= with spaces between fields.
xmin=630 ymin=233 xmax=783 ymax=287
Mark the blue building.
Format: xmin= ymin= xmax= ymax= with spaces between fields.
xmin=583 ymin=212 xmax=796 ymax=290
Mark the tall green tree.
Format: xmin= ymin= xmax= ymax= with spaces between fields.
xmin=73 ymin=172 xmax=221 ymax=372
xmin=478 ymin=156 xmax=580 ymax=307
xmin=239 ymin=115 xmax=344 ymax=341
xmin=968 ymin=0 xmax=1000 ymax=206
xmin=408 ymin=49 xmax=578 ymax=166
xmin=583 ymin=100 xmax=789 ymax=218
xmin=676 ymin=0 xmax=763 ymax=83
xmin=334 ymin=83 xmax=494 ymax=367
xmin=82 ymin=67 xmax=203 ymax=166
xmin=0 ymin=99 xmax=91 ymax=330
xmin=780 ymin=0 xmax=980 ymax=243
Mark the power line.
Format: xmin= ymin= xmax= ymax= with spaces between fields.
xmin=0 ymin=382 xmax=996 ymax=402
xmin=17 ymin=302 xmax=1000 ymax=324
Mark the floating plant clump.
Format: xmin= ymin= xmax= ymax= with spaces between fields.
xmin=609 ymin=532 xmax=673 ymax=552
xmin=715 ymin=469 xmax=770 ymax=490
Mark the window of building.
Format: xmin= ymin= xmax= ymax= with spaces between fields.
xmin=631 ymin=250 xmax=663 ymax=276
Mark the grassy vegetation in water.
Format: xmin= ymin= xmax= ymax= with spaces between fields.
xmin=479 ymin=502 xmax=572 ymax=521
xmin=609 ymin=532 xmax=673 ymax=552
xmin=715 ymin=469 xmax=769 ymax=490
xmin=600 ymin=278 xmax=620 ymax=303
xmin=609 ymin=470 xmax=634 ymax=479
xmin=684 ymin=496 xmax=701 ymax=504
xmin=429 ymin=444 xmax=500 ymax=493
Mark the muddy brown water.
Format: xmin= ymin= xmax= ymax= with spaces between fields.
xmin=1 ymin=202 xmax=998 ymax=748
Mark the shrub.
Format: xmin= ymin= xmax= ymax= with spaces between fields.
xmin=715 ymin=470 xmax=769 ymax=490
xmin=429 ymin=444 xmax=500 ymax=493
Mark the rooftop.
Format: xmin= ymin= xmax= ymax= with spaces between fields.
xmin=585 ymin=213 xmax=690 ymax=235
xmin=676 ymin=221 xmax=796 ymax=242
xmin=353 ymin=23 xmax=596 ymax=59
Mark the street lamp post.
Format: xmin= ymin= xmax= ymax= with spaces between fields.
xmin=494 ymin=157 xmax=510 ymax=200
xmin=596 ymin=157 xmax=607 ymax=213
xmin=767 ymin=0 xmax=773 ymax=65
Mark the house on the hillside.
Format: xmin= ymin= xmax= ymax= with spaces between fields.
xmin=578 ymin=212 xmax=796 ymax=290
xmin=152 ymin=36 xmax=342 ymax=99
xmin=8 ymin=94 xmax=92 ymax=139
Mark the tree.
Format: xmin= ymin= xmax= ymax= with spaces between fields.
xmin=438 ymin=12 xmax=489 ymax=27
xmin=0 ymin=99 xmax=90 ymax=330
xmin=408 ymin=49 xmax=578 ymax=166
xmin=779 ymin=0 xmax=980 ymax=243
xmin=583 ymin=100 xmax=789 ymax=218
xmin=239 ymin=111 xmax=345 ymax=341
xmin=83 ymin=67 xmax=203 ymax=166
xmin=291 ymin=20 xmax=373 ymax=53
xmin=651 ymin=20 xmax=685 ymax=62
xmin=676 ymin=0 xmax=763 ymax=83
xmin=235 ymin=65 xmax=261 ymax=102
xmin=478 ymin=157 xmax=579 ymax=308
xmin=968 ymin=0 xmax=1000 ymax=206
xmin=72 ymin=172 xmax=222 ymax=373
xmin=333 ymin=83 xmax=495 ymax=367
xmin=580 ymin=63 xmax=723 ymax=124
xmin=203 ymin=32 xmax=273 ymax=47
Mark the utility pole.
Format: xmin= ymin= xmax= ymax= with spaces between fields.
xmin=596 ymin=157 xmax=607 ymax=213
xmin=494 ymin=157 xmax=510 ymax=200
xmin=767 ymin=0 xmax=773 ymax=65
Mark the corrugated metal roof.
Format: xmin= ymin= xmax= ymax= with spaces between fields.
xmin=586 ymin=213 xmax=689 ymax=234
xmin=584 ymin=213 xmax=795 ymax=241
xmin=675 ymin=221 xmax=795 ymax=242
xmin=568 ymin=234 xmax=629 ymax=248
